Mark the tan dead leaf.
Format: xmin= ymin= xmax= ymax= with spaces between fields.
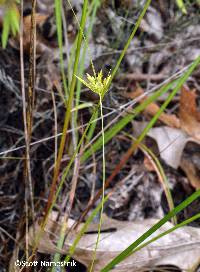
xmin=144 ymin=101 xmax=180 ymax=128
xmin=147 ymin=125 xmax=200 ymax=188
xmin=148 ymin=126 xmax=189 ymax=168
xmin=181 ymin=158 xmax=200 ymax=189
xmin=27 ymin=212 xmax=200 ymax=271
xmin=125 ymin=86 xmax=180 ymax=128
xmin=180 ymin=87 xmax=200 ymax=141
xmin=9 ymin=14 xmax=48 ymax=53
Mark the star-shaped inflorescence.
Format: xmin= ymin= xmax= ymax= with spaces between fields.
xmin=76 ymin=70 xmax=111 ymax=98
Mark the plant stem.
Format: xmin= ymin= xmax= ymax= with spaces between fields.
xmin=55 ymin=0 xmax=68 ymax=96
xmin=109 ymin=0 xmax=152 ymax=85
xmin=45 ymin=0 xmax=88 ymax=216
xmin=90 ymin=95 xmax=105 ymax=271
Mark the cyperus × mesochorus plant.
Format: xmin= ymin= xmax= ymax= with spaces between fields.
xmin=76 ymin=70 xmax=111 ymax=270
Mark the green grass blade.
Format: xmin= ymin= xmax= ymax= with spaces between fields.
xmin=128 ymin=212 xmax=200 ymax=258
xmin=2 ymin=14 xmax=10 ymax=48
xmin=87 ymin=109 xmax=98 ymax=142
xmin=82 ymin=55 xmax=200 ymax=162
xmin=2 ymin=4 xmax=19 ymax=48
xmin=125 ymin=134 xmax=176 ymax=224
xmin=109 ymin=0 xmax=152 ymax=85
xmin=176 ymin=0 xmax=187 ymax=14
xmin=75 ymin=0 xmax=101 ymax=112
xmin=81 ymin=79 xmax=177 ymax=162
xmin=135 ymin=56 xmax=200 ymax=144
xmin=101 ymin=189 xmax=200 ymax=272
xmin=55 ymin=0 xmax=68 ymax=96
xmin=52 ymin=0 xmax=89 ymax=265
xmin=65 ymin=195 xmax=109 ymax=263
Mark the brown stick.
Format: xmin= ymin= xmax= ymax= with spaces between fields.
xmin=73 ymin=141 xmax=138 ymax=229
xmin=118 ymin=73 xmax=167 ymax=81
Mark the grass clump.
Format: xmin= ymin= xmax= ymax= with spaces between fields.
xmin=1 ymin=0 xmax=200 ymax=271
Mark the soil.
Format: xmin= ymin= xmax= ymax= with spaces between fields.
xmin=0 ymin=0 xmax=200 ymax=271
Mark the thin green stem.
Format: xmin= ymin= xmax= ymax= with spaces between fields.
xmin=75 ymin=0 xmax=100 ymax=119
xmin=45 ymin=0 xmax=88 ymax=215
xmin=124 ymin=133 xmax=176 ymax=224
xmin=65 ymin=195 xmax=109 ymax=263
xmin=108 ymin=0 xmax=152 ymax=85
xmin=46 ymin=0 xmax=152 ymax=217
xmin=67 ymin=0 xmax=97 ymax=77
xmin=55 ymin=0 xmax=68 ymax=96
xmin=89 ymin=95 xmax=105 ymax=271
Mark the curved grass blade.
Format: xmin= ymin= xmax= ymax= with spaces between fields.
xmin=55 ymin=0 xmax=68 ymax=96
xmin=82 ymin=55 xmax=200 ymax=163
xmin=101 ymin=189 xmax=200 ymax=272
xmin=127 ymin=213 xmax=200 ymax=259
xmin=81 ymin=79 xmax=178 ymax=163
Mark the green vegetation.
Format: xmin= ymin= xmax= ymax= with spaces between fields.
xmin=0 ymin=0 xmax=20 ymax=48
xmin=1 ymin=0 xmax=200 ymax=271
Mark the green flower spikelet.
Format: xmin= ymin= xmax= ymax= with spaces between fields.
xmin=76 ymin=70 xmax=111 ymax=98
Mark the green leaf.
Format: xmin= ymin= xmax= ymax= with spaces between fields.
xmin=2 ymin=12 xmax=10 ymax=48
xmin=176 ymin=0 xmax=187 ymax=14
xmin=81 ymin=55 xmax=200 ymax=163
xmin=81 ymin=79 xmax=178 ymax=163
xmin=101 ymin=189 xmax=200 ymax=272
xmin=1 ymin=3 xmax=20 ymax=48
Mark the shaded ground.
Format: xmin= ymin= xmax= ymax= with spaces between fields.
xmin=0 ymin=0 xmax=200 ymax=271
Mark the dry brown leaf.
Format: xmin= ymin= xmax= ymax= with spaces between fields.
xmin=180 ymin=87 xmax=200 ymax=141
xmin=9 ymin=14 xmax=48 ymax=53
xmin=23 ymin=14 xmax=48 ymax=49
xmin=144 ymin=102 xmax=180 ymax=128
xmin=147 ymin=125 xmax=200 ymax=189
xmin=27 ymin=212 xmax=200 ymax=271
xmin=181 ymin=158 xmax=200 ymax=189
xmin=125 ymin=86 xmax=180 ymax=128
xmin=148 ymin=126 xmax=189 ymax=168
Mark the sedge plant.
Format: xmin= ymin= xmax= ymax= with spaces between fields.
xmin=50 ymin=0 xmax=199 ymax=269
xmin=26 ymin=0 xmax=200 ymax=270
xmin=47 ymin=0 xmax=152 ymax=226
xmin=76 ymin=71 xmax=111 ymax=270
xmin=63 ymin=55 xmax=200 ymax=271
xmin=1 ymin=0 xmax=199 ymax=270
xmin=47 ymin=0 xmax=152 ymax=269
xmin=52 ymin=0 xmax=102 ymax=268
xmin=35 ymin=0 xmax=151 ymax=266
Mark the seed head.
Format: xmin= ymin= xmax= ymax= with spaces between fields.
xmin=76 ymin=70 xmax=111 ymax=98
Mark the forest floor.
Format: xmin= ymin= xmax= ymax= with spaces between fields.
xmin=0 ymin=0 xmax=200 ymax=271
